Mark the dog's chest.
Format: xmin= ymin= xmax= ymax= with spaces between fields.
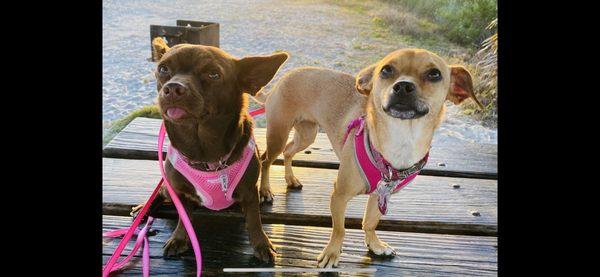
xmin=377 ymin=122 xmax=429 ymax=169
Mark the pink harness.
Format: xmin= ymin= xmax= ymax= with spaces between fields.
xmin=343 ymin=115 xmax=429 ymax=215
xmin=103 ymin=107 xmax=266 ymax=276
xmin=167 ymin=138 xmax=255 ymax=211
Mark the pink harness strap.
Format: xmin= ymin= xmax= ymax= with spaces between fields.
xmin=102 ymin=124 xmax=202 ymax=277
xmin=344 ymin=115 xmax=429 ymax=215
xmin=102 ymin=107 xmax=266 ymax=276
xmin=167 ymin=138 xmax=255 ymax=211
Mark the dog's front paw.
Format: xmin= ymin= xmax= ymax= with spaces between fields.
xmin=130 ymin=204 xmax=144 ymax=216
xmin=253 ymin=240 xmax=276 ymax=264
xmin=259 ymin=187 xmax=274 ymax=204
xmin=366 ymin=239 xmax=396 ymax=256
xmin=163 ymin=236 xmax=190 ymax=257
xmin=285 ymin=175 xmax=303 ymax=190
xmin=317 ymin=244 xmax=342 ymax=268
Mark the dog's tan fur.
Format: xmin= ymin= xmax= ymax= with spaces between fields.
xmin=257 ymin=48 xmax=481 ymax=267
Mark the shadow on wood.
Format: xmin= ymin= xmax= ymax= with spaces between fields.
xmin=103 ymin=215 xmax=497 ymax=276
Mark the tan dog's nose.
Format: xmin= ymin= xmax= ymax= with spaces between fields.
xmin=393 ymin=81 xmax=416 ymax=95
xmin=162 ymin=83 xmax=187 ymax=100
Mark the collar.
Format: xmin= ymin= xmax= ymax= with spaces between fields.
xmin=176 ymin=146 xmax=235 ymax=172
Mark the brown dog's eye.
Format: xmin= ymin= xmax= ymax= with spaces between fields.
xmin=158 ymin=65 xmax=169 ymax=75
xmin=426 ymin=69 xmax=442 ymax=82
xmin=208 ymin=73 xmax=220 ymax=80
xmin=380 ymin=65 xmax=394 ymax=79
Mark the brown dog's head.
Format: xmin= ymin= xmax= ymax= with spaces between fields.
xmin=152 ymin=39 xmax=288 ymax=124
xmin=355 ymin=48 xmax=482 ymax=121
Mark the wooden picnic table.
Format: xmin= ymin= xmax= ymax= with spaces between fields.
xmin=102 ymin=117 xmax=498 ymax=276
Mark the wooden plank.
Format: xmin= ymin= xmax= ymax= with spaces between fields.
xmin=103 ymin=158 xmax=497 ymax=236
xmin=103 ymin=117 xmax=497 ymax=179
xmin=103 ymin=215 xmax=497 ymax=276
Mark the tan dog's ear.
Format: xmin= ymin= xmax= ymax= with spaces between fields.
xmin=237 ymin=52 xmax=289 ymax=95
xmin=447 ymin=65 xmax=484 ymax=109
xmin=152 ymin=37 xmax=170 ymax=61
xmin=356 ymin=64 xmax=377 ymax=95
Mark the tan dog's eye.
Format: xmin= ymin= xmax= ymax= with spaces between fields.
xmin=426 ymin=69 xmax=442 ymax=82
xmin=208 ymin=73 xmax=220 ymax=80
xmin=380 ymin=65 xmax=394 ymax=79
xmin=158 ymin=65 xmax=169 ymax=75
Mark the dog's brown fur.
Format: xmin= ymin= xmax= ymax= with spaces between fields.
xmin=142 ymin=41 xmax=288 ymax=263
xmin=257 ymin=48 xmax=481 ymax=267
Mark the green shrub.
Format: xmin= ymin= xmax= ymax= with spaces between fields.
xmin=385 ymin=0 xmax=497 ymax=47
xmin=461 ymin=18 xmax=497 ymax=126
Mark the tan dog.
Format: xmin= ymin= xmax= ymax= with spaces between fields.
xmin=256 ymin=48 xmax=482 ymax=267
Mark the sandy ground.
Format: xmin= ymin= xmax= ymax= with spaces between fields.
xmin=103 ymin=0 xmax=497 ymax=144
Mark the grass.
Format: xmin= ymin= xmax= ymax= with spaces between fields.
xmin=380 ymin=0 xmax=497 ymax=47
xmin=321 ymin=0 xmax=497 ymax=127
xmin=463 ymin=19 xmax=497 ymax=125
xmin=102 ymin=105 xmax=161 ymax=146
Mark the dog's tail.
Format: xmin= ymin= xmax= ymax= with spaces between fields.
xmin=250 ymin=88 xmax=269 ymax=107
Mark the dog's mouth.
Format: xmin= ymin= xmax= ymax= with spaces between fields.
xmin=161 ymin=105 xmax=192 ymax=122
xmin=166 ymin=107 xmax=187 ymax=120
xmin=382 ymin=101 xmax=429 ymax=120
xmin=161 ymin=104 xmax=210 ymax=123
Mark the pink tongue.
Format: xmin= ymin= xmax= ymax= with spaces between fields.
xmin=167 ymin=108 xmax=186 ymax=119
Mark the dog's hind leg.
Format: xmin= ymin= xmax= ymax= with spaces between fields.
xmin=283 ymin=121 xmax=318 ymax=189
xmin=362 ymin=194 xmax=396 ymax=256
xmin=260 ymin=115 xmax=293 ymax=203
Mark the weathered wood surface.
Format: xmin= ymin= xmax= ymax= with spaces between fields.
xmin=103 ymin=158 xmax=497 ymax=236
xmin=103 ymin=117 xmax=497 ymax=179
xmin=103 ymin=215 xmax=497 ymax=276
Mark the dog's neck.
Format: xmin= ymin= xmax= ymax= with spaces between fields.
xmin=365 ymin=104 xmax=441 ymax=169
xmin=165 ymin=111 xmax=252 ymax=164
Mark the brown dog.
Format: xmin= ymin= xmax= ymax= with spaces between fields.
xmin=139 ymin=40 xmax=288 ymax=263
xmin=257 ymin=48 xmax=482 ymax=267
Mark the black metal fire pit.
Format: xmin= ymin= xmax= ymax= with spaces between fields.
xmin=150 ymin=20 xmax=219 ymax=61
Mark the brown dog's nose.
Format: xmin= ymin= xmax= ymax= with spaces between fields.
xmin=393 ymin=81 xmax=416 ymax=95
xmin=162 ymin=83 xmax=187 ymax=99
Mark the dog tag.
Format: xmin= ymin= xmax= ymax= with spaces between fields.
xmin=375 ymin=179 xmax=399 ymax=215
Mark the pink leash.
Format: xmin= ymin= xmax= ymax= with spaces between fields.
xmin=103 ymin=124 xmax=202 ymax=277
xmin=103 ymin=108 xmax=265 ymax=276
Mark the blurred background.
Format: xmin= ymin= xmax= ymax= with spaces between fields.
xmin=103 ymin=0 xmax=497 ymax=145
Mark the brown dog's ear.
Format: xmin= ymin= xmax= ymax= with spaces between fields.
xmin=237 ymin=52 xmax=289 ymax=95
xmin=152 ymin=37 xmax=170 ymax=61
xmin=447 ymin=65 xmax=484 ymax=109
xmin=356 ymin=64 xmax=377 ymax=95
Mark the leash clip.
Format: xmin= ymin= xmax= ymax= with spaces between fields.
xmin=381 ymin=165 xmax=395 ymax=182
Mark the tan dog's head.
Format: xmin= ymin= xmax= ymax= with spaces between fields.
xmin=152 ymin=38 xmax=288 ymax=124
xmin=355 ymin=48 xmax=482 ymax=122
